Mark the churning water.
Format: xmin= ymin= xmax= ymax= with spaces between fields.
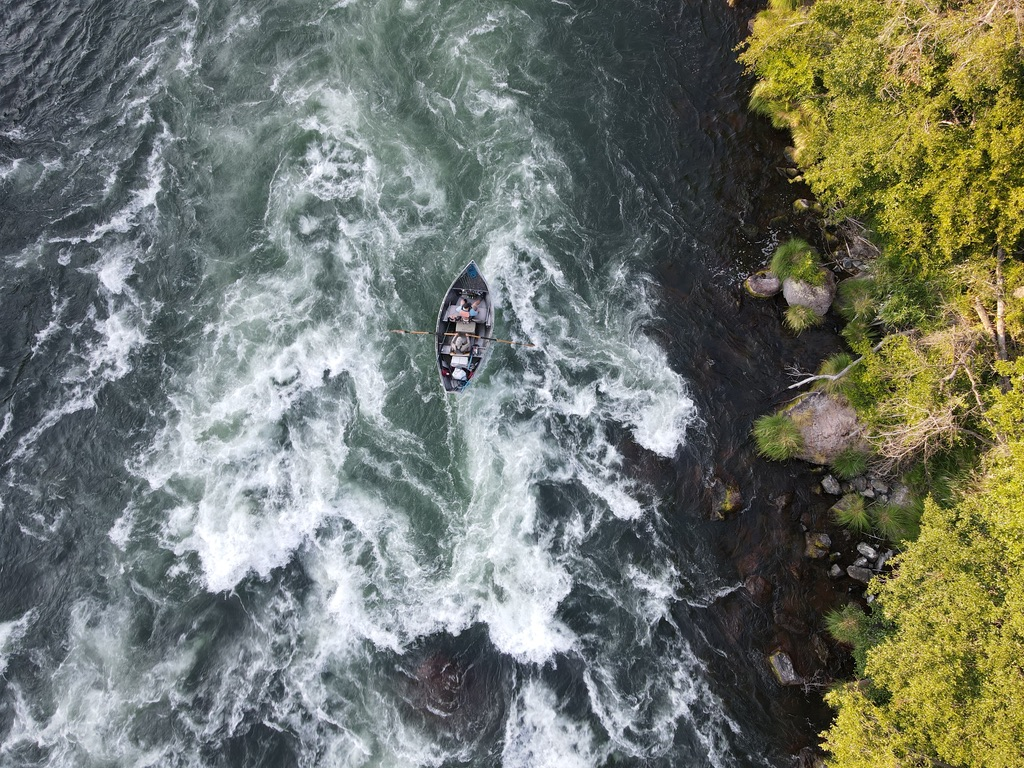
xmin=1 ymin=0 xmax=788 ymax=765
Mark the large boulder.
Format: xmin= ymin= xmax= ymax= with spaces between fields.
xmin=783 ymin=269 xmax=836 ymax=316
xmin=784 ymin=391 xmax=867 ymax=465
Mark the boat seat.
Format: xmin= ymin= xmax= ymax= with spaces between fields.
xmin=455 ymin=321 xmax=477 ymax=333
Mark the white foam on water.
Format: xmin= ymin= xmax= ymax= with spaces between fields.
xmin=8 ymin=233 xmax=155 ymax=467
xmin=503 ymin=680 xmax=607 ymax=768
xmin=0 ymin=1 xmax=761 ymax=765
xmin=1 ymin=601 xmax=176 ymax=767
xmin=30 ymin=292 xmax=71 ymax=356
xmin=0 ymin=610 xmax=35 ymax=677
xmin=49 ymin=123 xmax=170 ymax=246
xmin=137 ymin=324 xmax=359 ymax=593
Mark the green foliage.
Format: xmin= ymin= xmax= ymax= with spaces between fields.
xmin=835 ymin=277 xmax=875 ymax=322
xmin=740 ymin=0 xmax=1024 ymax=280
xmin=752 ymin=412 xmax=805 ymax=460
xmin=743 ymin=1 xmax=1024 ymax=763
xmin=830 ymin=446 xmax=869 ymax=479
xmin=825 ymin=603 xmax=868 ymax=646
xmin=784 ymin=303 xmax=825 ymax=333
xmin=821 ymin=443 xmax=1024 ymax=768
xmin=849 ymin=332 xmax=974 ymax=470
xmin=870 ymin=502 xmax=920 ymax=543
xmin=770 ymin=238 xmax=826 ymax=286
xmin=985 ymin=357 xmax=1024 ymax=443
xmin=831 ymin=493 xmax=870 ymax=532
xmin=813 ymin=352 xmax=857 ymax=396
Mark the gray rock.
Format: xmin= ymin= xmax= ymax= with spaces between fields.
xmin=847 ymin=565 xmax=874 ymax=583
xmin=744 ymin=270 xmax=782 ymax=298
xmin=876 ymin=550 xmax=895 ymax=571
xmin=793 ymin=198 xmax=822 ymax=214
xmin=860 ymin=486 xmax=875 ymax=499
xmin=768 ymin=651 xmax=802 ymax=686
xmin=888 ymin=483 xmax=914 ymax=508
xmin=871 ymin=478 xmax=890 ymax=494
xmin=851 ymin=476 xmax=868 ymax=492
xmin=782 ymin=270 xmax=836 ymax=316
xmin=853 ymin=556 xmax=869 ymax=568
xmin=805 ymin=532 xmax=832 ymax=559
xmin=821 ymin=475 xmax=842 ymax=495
xmin=785 ymin=392 xmax=869 ymax=465
xmin=856 ymin=542 xmax=879 ymax=560
xmin=829 ymin=563 xmax=843 ymax=579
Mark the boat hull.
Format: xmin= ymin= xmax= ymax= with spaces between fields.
xmin=435 ymin=261 xmax=494 ymax=393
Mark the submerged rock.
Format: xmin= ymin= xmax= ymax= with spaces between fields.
xmin=804 ymin=532 xmax=832 ymax=559
xmin=768 ymin=650 xmax=803 ymax=686
xmin=710 ymin=475 xmax=744 ymax=519
xmin=744 ymin=574 xmax=774 ymax=604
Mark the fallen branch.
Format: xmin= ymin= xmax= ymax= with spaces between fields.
xmin=787 ymin=339 xmax=887 ymax=389
xmin=974 ymin=296 xmax=998 ymax=350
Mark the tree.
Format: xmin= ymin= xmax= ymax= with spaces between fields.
xmin=820 ymin=441 xmax=1024 ymax=767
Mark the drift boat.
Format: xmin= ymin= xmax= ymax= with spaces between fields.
xmin=436 ymin=261 xmax=494 ymax=393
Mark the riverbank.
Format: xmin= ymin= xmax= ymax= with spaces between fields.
xmin=709 ymin=0 xmax=1024 ymax=764
xmin=649 ymin=1 xmax=879 ymax=760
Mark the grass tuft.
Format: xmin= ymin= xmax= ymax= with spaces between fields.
xmin=813 ymin=352 xmax=857 ymax=395
xmin=832 ymin=493 xmax=871 ymax=531
xmin=771 ymin=238 xmax=825 ymax=286
xmin=830 ymin=447 xmax=870 ymax=479
xmin=871 ymin=502 xmax=921 ymax=543
xmin=753 ymin=413 xmax=805 ymax=460
xmin=784 ymin=303 xmax=825 ymax=333
xmin=836 ymin=277 xmax=876 ymax=321
xmin=825 ymin=603 xmax=868 ymax=646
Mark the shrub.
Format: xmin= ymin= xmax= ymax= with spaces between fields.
xmin=771 ymin=238 xmax=826 ymax=286
xmin=753 ymin=413 xmax=805 ymax=460
xmin=831 ymin=447 xmax=870 ymax=479
xmin=784 ymin=303 xmax=825 ymax=333
xmin=832 ymin=493 xmax=870 ymax=532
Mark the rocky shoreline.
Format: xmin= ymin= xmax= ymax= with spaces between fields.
xmin=678 ymin=2 xmax=902 ymax=761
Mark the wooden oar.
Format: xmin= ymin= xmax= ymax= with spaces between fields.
xmin=389 ymin=329 xmax=536 ymax=348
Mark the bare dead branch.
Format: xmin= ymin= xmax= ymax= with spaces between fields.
xmin=996 ymin=247 xmax=1008 ymax=362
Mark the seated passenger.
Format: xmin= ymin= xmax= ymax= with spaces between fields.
xmin=457 ymin=297 xmax=481 ymax=320
xmin=451 ymin=333 xmax=472 ymax=354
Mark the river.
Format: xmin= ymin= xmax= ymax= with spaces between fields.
xmin=0 ymin=0 xmax=834 ymax=765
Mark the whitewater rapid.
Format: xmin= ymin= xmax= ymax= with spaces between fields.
xmin=0 ymin=1 xmax=779 ymax=766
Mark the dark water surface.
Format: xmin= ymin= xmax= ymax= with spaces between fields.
xmin=1 ymin=0 xmax=835 ymax=765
